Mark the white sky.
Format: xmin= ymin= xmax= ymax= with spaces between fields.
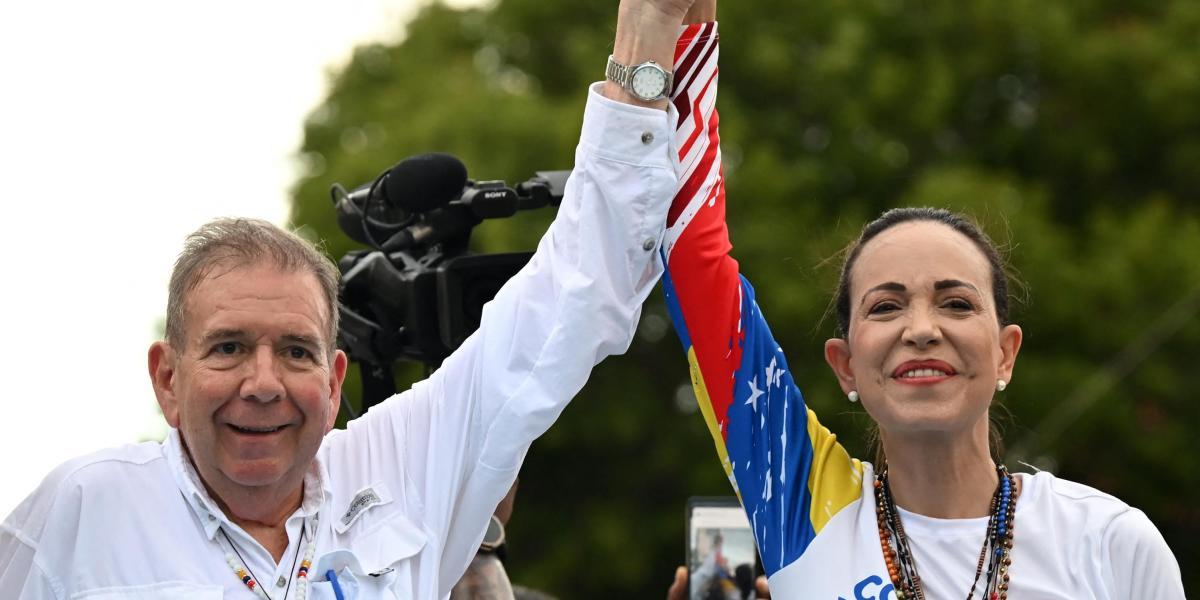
xmin=0 ymin=0 xmax=484 ymax=518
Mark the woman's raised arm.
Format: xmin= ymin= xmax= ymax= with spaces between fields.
xmin=662 ymin=13 xmax=865 ymax=580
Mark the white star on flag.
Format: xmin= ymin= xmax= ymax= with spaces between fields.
xmin=746 ymin=376 xmax=764 ymax=411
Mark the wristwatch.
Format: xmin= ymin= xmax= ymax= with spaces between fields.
xmin=606 ymin=55 xmax=672 ymax=102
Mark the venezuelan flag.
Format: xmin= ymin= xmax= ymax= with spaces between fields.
xmin=662 ymin=22 xmax=865 ymax=577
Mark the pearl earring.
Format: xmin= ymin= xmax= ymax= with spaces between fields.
xmin=996 ymin=379 xmax=1008 ymax=392
xmin=848 ymin=390 xmax=859 ymax=403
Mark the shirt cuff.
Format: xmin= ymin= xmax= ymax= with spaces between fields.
xmin=578 ymin=82 xmax=673 ymax=168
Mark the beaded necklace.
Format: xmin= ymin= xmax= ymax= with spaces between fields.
xmin=874 ymin=465 xmax=1017 ymax=600
xmin=219 ymin=517 xmax=317 ymax=600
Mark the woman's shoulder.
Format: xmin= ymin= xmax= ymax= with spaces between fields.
xmin=1016 ymin=470 xmax=1175 ymax=558
xmin=1019 ymin=469 xmax=1138 ymax=527
xmin=1017 ymin=469 xmax=1184 ymax=595
xmin=1012 ymin=470 xmax=1185 ymax=596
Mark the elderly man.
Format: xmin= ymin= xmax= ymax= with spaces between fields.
xmin=0 ymin=1 xmax=696 ymax=597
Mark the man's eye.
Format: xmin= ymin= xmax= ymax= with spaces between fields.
xmin=288 ymin=347 xmax=313 ymax=360
xmin=214 ymin=342 xmax=240 ymax=355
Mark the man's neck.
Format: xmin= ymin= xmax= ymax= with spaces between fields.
xmin=211 ymin=480 xmax=303 ymax=563
xmin=179 ymin=439 xmax=305 ymax=562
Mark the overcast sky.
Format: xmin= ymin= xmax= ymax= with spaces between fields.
xmin=0 ymin=0 xmax=483 ymax=518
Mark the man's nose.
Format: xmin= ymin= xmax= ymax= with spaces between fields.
xmin=241 ymin=346 xmax=284 ymax=403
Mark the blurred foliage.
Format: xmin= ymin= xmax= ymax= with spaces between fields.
xmin=291 ymin=0 xmax=1200 ymax=594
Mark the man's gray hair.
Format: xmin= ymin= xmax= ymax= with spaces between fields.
xmin=165 ymin=218 xmax=340 ymax=354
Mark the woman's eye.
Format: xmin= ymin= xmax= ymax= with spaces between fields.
xmin=943 ymin=298 xmax=974 ymax=311
xmin=869 ymin=302 xmax=899 ymax=314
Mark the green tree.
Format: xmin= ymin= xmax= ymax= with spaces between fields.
xmin=292 ymin=0 xmax=1200 ymax=594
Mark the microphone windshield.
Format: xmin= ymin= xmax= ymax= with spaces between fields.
xmin=384 ymin=153 xmax=468 ymax=213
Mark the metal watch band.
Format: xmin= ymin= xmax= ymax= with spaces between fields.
xmin=605 ymin=55 xmax=672 ymax=102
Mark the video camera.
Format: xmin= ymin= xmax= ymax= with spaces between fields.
xmin=331 ymin=153 xmax=569 ymax=409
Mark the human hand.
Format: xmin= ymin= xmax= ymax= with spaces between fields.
xmin=621 ymin=0 xmax=697 ymax=24
xmin=755 ymin=575 xmax=771 ymax=599
xmin=666 ymin=566 xmax=771 ymax=600
xmin=683 ymin=0 xmax=716 ymax=24
xmin=605 ymin=0 xmax=699 ymax=107
xmin=667 ymin=566 xmax=686 ymax=600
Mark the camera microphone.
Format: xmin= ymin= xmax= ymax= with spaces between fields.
xmin=333 ymin=153 xmax=468 ymax=247
xmin=384 ymin=153 xmax=468 ymax=213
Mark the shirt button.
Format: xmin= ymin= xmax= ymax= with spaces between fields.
xmin=642 ymin=237 xmax=656 ymax=251
xmin=207 ymin=515 xmax=215 ymax=521
xmin=641 ymin=132 xmax=654 ymax=145
xmin=276 ymin=576 xmax=287 ymax=588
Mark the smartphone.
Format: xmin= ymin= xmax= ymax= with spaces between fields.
xmin=686 ymin=497 xmax=761 ymax=600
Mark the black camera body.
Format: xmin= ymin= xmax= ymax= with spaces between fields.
xmin=337 ymin=248 xmax=532 ymax=366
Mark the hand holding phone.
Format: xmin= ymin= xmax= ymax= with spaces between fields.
xmin=686 ymin=497 xmax=762 ymax=600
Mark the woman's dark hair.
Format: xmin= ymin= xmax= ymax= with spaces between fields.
xmin=834 ymin=207 xmax=1011 ymax=339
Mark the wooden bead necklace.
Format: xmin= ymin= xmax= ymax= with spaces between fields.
xmin=874 ymin=465 xmax=1017 ymax=600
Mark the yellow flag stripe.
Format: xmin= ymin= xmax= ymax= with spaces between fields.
xmin=804 ymin=408 xmax=863 ymax=533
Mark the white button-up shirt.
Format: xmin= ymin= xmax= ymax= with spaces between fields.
xmin=0 ymin=84 xmax=676 ymax=600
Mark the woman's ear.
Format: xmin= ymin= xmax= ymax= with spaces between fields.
xmin=824 ymin=337 xmax=856 ymax=395
xmin=997 ymin=324 xmax=1023 ymax=383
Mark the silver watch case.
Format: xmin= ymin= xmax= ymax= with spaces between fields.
xmin=606 ymin=55 xmax=672 ymax=102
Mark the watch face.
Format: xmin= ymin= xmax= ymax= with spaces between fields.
xmin=631 ymin=65 xmax=667 ymax=100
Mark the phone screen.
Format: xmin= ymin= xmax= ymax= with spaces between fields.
xmin=687 ymin=497 xmax=759 ymax=600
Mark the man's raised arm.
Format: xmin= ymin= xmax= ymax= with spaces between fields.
xmin=320 ymin=1 xmax=698 ymax=594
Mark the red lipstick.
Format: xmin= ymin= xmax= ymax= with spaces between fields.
xmin=891 ymin=359 xmax=956 ymax=385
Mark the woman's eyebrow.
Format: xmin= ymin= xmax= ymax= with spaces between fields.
xmin=859 ymin=282 xmax=906 ymax=306
xmin=934 ymin=279 xmax=982 ymax=295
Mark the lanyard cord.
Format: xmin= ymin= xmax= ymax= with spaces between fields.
xmin=282 ymin=523 xmax=306 ymax=600
xmin=221 ymin=521 xmax=308 ymax=600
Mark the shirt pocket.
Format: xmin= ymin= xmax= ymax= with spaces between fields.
xmin=309 ymin=515 xmax=429 ymax=599
xmin=353 ymin=514 xmax=427 ymax=575
xmin=73 ymin=582 xmax=222 ymax=600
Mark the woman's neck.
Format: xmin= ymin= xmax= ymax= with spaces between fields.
xmin=879 ymin=427 xmax=999 ymax=519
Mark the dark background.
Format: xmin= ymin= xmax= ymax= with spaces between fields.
xmin=290 ymin=0 xmax=1200 ymax=594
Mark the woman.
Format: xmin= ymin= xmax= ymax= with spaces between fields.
xmin=660 ymin=1 xmax=1185 ymax=597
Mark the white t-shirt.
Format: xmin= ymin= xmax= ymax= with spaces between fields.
xmin=660 ymin=20 xmax=1186 ymax=600
xmin=0 ymin=84 xmax=677 ymax=600
xmin=770 ymin=463 xmax=1185 ymax=600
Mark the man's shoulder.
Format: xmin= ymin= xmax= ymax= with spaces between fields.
xmin=46 ymin=440 xmax=167 ymax=488
xmin=4 ymin=441 xmax=169 ymax=539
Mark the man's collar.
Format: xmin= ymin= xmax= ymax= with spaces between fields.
xmin=163 ymin=428 xmax=331 ymax=540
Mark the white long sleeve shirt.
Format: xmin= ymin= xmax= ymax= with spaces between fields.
xmin=0 ymin=83 xmax=676 ymax=600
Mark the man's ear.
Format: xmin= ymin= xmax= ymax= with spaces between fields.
xmin=824 ymin=337 xmax=857 ymax=395
xmin=149 ymin=341 xmax=180 ymax=428
xmin=997 ymin=324 xmax=1023 ymax=384
xmin=326 ymin=349 xmax=349 ymax=430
